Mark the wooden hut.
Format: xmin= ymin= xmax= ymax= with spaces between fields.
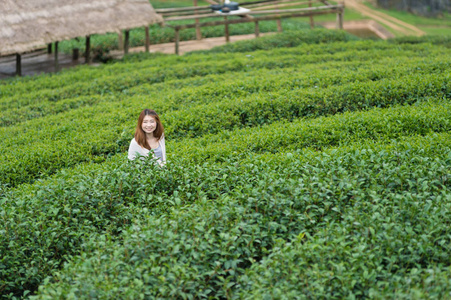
xmin=0 ymin=0 xmax=163 ymax=75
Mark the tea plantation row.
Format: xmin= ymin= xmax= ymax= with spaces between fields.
xmin=2 ymin=54 xmax=449 ymax=127
xmin=0 ymin=40 xmax=445 ymax=108
xmin=1 ymin=45 xmax=450 ymax=187
xmin=0 ymin=29 xmax=359 ymax=98
xmin=1 ymin=33 xmax=450 ymax=298
xmin=16 ymin=132 xmax=451 ymax=299
xmin=2 ymin=30 xmax=450 ymax=101
xmin=1 ymin=100 xmax=451 ymax=298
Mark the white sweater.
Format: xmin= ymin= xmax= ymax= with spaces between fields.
xmin=128 ymin=136 xmax=166 ymax=166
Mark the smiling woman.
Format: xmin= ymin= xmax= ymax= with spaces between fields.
xmin=128 ymin=109 xmax=166 ymax=166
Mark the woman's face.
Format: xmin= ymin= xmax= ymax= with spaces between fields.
xmin=141 ymin=115 xmax=157 ymax=134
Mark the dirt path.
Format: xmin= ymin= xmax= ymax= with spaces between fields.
xmin=111 ymin=32 xmax=272 ymax=57
xmin=345 ymin=0 xmax=425 ymax=36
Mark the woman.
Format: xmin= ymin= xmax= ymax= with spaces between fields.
xmin=128 ymin=109 xmax=166 ymax=166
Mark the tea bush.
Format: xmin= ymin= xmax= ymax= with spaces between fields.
xmin=3 ymin=53 xmax=448 ymax=127
xmin=2 ymin=100 xmax=451 ymax=297
xmin=169 ymin=100 xmax=451 ymax=162
xmin=191 ymin=28 xmax=359 ymax=54
xmin=1 ymin=65 xmax=449 ymax=187
xmin=32 ymin=134 xmax=451 ymax=299
xmin=390 ymin=34 xmax=451 ymax=48
xmin=1 ymin=33 xmax=451 ymax=298
xmin=0 ymin=40 xmax=444 ymax=103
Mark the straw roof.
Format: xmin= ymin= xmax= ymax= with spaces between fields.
xmin=0 ymin=0 xmax=163 ymax=56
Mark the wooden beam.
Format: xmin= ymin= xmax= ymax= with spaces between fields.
xmin=124 ymin=30 xmax=130 ymax=54
xmin=194 ymin=0 xmax=202 ymax=40
xmin=249 ymin=0 xmax=319 ymax=10
xmin=164 ymin=5 xmax=340 ymax=21
xmin=255 ymin=20 xmax=260 ymax=37
xmin=54 ymin=42 xmax=59 ymax=72
xmin=171 ymin=6 xmax=341 ymax=29
xmin=118 ymin=31 xmax=124 ymax=51
xmin=309 ymin=0 xmax=314 ymax=28
xmin=47 ymin=43 xmax=52 ymax=54
xmin=72 ymin=48 xmax=79 ymax=60
xmin=275 ymin=2 xmax=283 ymax=32
xmin=245 ymin=5 xmax=337 ymax=14
xmin=145 ymin=27 xmax=150 ymax=52
xmin=337 ymin=6 xmax=343 ymax=29
xmin=85 ymin=35 xmax=91 ymax=64
xmin=224 ymin=16 xmax=230 ymax=43
xmin=175 ymin=28 xmax=180 ymax=55
xmin=16 ymin=54 xmax=21 ymax=77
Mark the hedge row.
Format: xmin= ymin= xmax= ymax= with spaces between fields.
xmin=191 ymin=28 xmax=359 ymax=54
xmin=2 ymin=66 xmax=451 ymax=187
xmin=160 ymin=71 xmax=451 ymax=139
xmin=31 ymin=134 xmax=451 ymax=299
xmin=3 ymin=54 xmax=449 ymax=127
xmin=1 ymin=99 xmax=450 ymax=297
xmin=1 ymin=67 xmax=449 ymax=187
xmin=2 ymin=33 xmax=451 ymax=299
xmin=239 ymin=202 xmax=451 ymax=299
xmin=1 ymin=40 xmax=444 ymax=104
xmin=141 ymin=55 xmax=449 ymax=114
xmin=2 ymin=49 xmax=448 ymax=128
xmin=169 ymin=100 xmax=451 ymax=162
xmin=0 ymin=95 xmax=109 ymax=127
xmin=390 ymin=34 xmax=451 ymax=48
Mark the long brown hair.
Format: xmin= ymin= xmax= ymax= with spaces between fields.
xmin=134 ymin=109 xmax=164 ymax=150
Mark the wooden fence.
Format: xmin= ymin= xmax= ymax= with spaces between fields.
xmin=157 ymin=0 xmax=345 ymax=55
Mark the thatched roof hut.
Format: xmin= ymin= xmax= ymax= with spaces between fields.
xmin=0 ymin=0 xmax=163 ymax=56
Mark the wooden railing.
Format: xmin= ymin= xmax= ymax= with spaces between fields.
xmin=157 ymin=0 xmax=345 ymax=55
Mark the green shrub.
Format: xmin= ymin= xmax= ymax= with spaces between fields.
xmin=2 ymin=63 xmax=449 ymax=187
xmin=390 ymin=34 xmax=451 ymax=48
xmin=0 ymin=156 xmax=236 ymax=298
xmin=2 ymin=37 xmax=451 ymax=298
xmin=2 ymin=98 xmax=451 ymax=297
xmin=191 ymin=28 xmax=360 ymax=54
xmin=32 ymin=135 xmax=451 ymax=299
xmin=169 ymin=100 xmax=451 ymax=162
xmin=1 ymin=40 xmax=443 ymax=102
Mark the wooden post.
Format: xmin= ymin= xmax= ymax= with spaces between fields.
xmin=337 ymin=7 xmax=343 ymax=29
xmin=194 ymin=0 xmax=202 ymax=40
xmin=276 ymin=19 xmax=283 ymax=32
xmin=145 ymin=26 xmax=150 ymax=53
xmin=224 ymin=16 xmax=230 ymax=43
xmin=16 ymin=54 xmax=22 ymax=77
xmin=255 ymin=21 xmax=260 ymax=37
xmin=175 ymin=28 xmax=180 ymax=55
xmin=124 ymin=30 xmax=130 ymax=54
xmin=72 ymin=48 xmax=79 ymax=60
xmin=47 ymin=43 xmax=52 ymax=54
xmin=168 ymin=8 xmax=347 ymax=30
xmin=275 ymin=2 xmax=282 ymax=32
xmin=118 ymin=31 xmax=124 ymax=51
xmin=85 ymin=35 xmax=91 ymax=64
xmin=54 ymin=41 xmax=59 ymax=72
xmin=309 ymin=0 xmax=314 ymax=28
